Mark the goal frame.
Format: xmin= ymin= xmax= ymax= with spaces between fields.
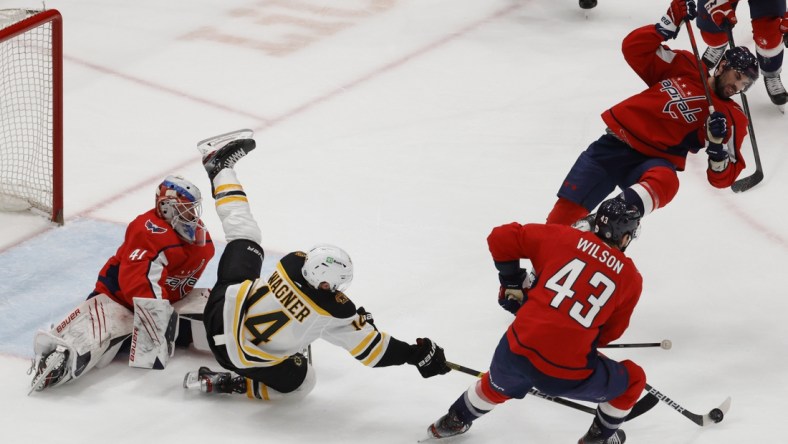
xmin=0 ymin=9 xmax=63 ymax=224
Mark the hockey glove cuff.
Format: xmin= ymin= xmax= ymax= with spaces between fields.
xmin=407 ymin=338 xmax=450 ymax=378
xmin=706 ymin=143 xmax=730 ymax=172
xmin=656 ymin=0 xmax=697 ymax=40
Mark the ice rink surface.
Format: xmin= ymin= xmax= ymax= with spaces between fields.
xmin=1 ymin=0 xmax=786 ymax=443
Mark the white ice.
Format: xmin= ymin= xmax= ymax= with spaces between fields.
xmin=1 ymin=1 xmax=786 ymax=443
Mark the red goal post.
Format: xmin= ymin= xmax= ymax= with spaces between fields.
xmin=0 ymin=9 xmax=63 ymax=224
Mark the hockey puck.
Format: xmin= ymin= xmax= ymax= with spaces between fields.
xmin=708 ymin=408 xmax=724 ymax=423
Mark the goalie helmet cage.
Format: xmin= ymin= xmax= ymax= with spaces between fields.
xmin=0 ymin=9 xmax=63 ymax=224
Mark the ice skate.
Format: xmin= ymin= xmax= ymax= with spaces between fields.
xmin=425 ymin=411 xmax=471 ymax=440
xmin=764 ymin=74 xmax=787 ymax=113
xmin=578 ymin=423 xmax=626 ymax=444
xmin=200 ymin=133 xmax=256 ymax=181
xmin=183 ymin=366 xmax=247 ymax=394
xmin=28 ymin=345 xmax=69 ymax=394
xmin=702 ymin=45 xmax=725 ymax=69
xmin=572 ymin=213 xmax=597 ymax=232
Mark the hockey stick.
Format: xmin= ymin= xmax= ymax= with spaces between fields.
xmin=445 ymin=361 xmax=595 ymax=415
xmin=723 ymin=25 xmax=764 ymax=192
xmin=601 ymin=339 xmax=672 ymax=350
xmin=685 ymin=20 xmax=716 ymax=110
xmin=640 ymin=383 xmax=731 ymax=426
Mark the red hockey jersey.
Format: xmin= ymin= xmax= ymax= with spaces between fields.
xmin=602 ymin=25 xmax=748 ymax=187
xmin=488 ymin=223 xmax=642 ymax=380
xmin=94 ymin=209 xmax=215 ymax=309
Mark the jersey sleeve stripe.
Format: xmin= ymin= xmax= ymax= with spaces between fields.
xmin=354 ymin=332 xmax=382 ymax=361
xmin=215 ymin=195 xmax=248 ymax=206
xmin=349 ymin=330 xmax=378 ymax=356
xmin=361 ymin=333 xmax=388 ymax=366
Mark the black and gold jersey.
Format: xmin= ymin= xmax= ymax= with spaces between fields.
xmin=218 ymin=252 xmax=408 ymax=369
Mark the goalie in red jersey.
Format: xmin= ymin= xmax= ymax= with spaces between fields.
xmin=546 ymin=0 xmax=758 ymax=227
xmin=29 ymin=175 xmax=215 ymax=393
xmin=426 ymin=199 xmax=645 ymax=444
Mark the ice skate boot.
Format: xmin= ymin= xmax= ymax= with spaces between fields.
xmin=183 ymin=367 xmax=247 ymax=394
xmin=764 ymin=73 xmax=787 ymax=112
xmin=572 ymin=213 xmax=597 ymax=232
xmin=28 ymin=345 xmax=69 ymax=394
xmin=702 ymin=45 xmax=725 ymax=69
xmin=201 ymin=133 xmax=256 ymax=181
xmin=426 ymin=410 xmax=471 ymax=439
xmin=578 ymin=423 xmax=626 ymax=444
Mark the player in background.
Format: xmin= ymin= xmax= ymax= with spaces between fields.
xmin=546 ymin=0 xmax=757 ymax=228
xmin=29 ymin=176 xmax=215 ymax=393
xmin=698 ymin=0 xmax=788 ymax=110
xmin=182 ymin=131 xmax=450 ymax=401
xmin=426 ymin=199 xmax=645 ymax=444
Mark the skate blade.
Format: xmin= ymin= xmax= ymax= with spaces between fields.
xmin=27 ymin=353 xmax=66 ymax=396
xmin=197 ymin=129 xmax=254 ymax=155
xmin=183 ymin=371 xmax=202 ymax=390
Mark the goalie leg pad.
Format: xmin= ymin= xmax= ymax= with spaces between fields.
xmin=129 ymin=297 xmax=178 ymax=369
xmin=172 ymin=288 xmax=211 ymax=352
xmin=32 ymin=294 xmax=133 ymax=383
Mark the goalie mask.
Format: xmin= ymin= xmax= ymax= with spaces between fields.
xmin=302 ymin=245 xmax=354 ymax=292
xmin=155 ymin=175 xmax=206 ymax=246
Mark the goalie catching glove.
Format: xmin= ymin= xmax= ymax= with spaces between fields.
xmin=407 ymin=338 xmax=450 ymax=378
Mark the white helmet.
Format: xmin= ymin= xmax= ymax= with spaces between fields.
xmin=155 ymin=175 xmax=206 ymax=245
xmin=302 ymin=245 xmax=354 ymax=292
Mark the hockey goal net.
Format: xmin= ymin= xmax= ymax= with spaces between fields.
xmin=0 ymin=9 xmax=63 ymax=224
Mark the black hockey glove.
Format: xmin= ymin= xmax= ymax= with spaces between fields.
xmin=705 ymin=112 xmax=729 ymax=171
xmin=407 ymin=338 xmax=450 ymax=378
xmin=656 ymin=0 xmax=697 ymax=40
xmin=498 ymin=268 xmax=529 ymax=315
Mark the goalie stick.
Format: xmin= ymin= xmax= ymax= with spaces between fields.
xmin=723 ymin=25 xmax=764 ymax=193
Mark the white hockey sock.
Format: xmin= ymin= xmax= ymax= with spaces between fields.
xmin=212 ymin=168 xmax=262 ymax=244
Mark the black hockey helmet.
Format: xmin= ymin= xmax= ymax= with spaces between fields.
xmin=721 ymin=46 xmax=759 ymax=91
xmin=593 ymin=198 xmax=642 ymax=248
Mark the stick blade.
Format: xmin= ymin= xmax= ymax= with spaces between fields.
xmin=731 ymin=170 xmax=764 ymax=193
xmin=700 ymin=396 xmax=732 ymax=426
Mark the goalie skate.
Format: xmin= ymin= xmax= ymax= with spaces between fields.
xmin=28 ymin=345 xmax=69 ymax=395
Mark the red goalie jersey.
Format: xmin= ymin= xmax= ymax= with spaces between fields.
xmin=603 ymin=25 xmax=749 ymax=187
xmin=94 ymin=209 xmax=215 ymax=309
xmin=488 ymin=222 xmax=643 ymax=380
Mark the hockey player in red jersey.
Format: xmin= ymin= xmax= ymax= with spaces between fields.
xmin=698 ymin=0 xmax=787 ymax=109
xmin=546 ymin=0 xmax=758 ymax=227
xmin=29 ymin=176 xmax=215 ymax=393
xmin=182 ymin=130 xmax=450 ymax=401
xmin=427 ymin=199 xmax=645 ymax=444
